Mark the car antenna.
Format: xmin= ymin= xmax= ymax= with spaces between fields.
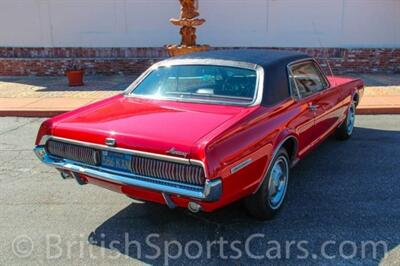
xmin=312 ymin=21 xmax=337 ymax=86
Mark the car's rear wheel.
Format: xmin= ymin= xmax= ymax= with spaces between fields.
xmin=335 ymin=101 xmax=356 ymax=140
xmin=245 ymin=148 xmax=289 ymax=220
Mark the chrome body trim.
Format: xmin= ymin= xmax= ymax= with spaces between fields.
xmin=105 ymin=138 xmax=116 ymax=146
xmin=42 ymin=135 xmax=204 ymax=168
xmin=47 ymin=139 xmax=100 ymax=166
xmin=38 ymin=135 xmax=52 ymax=146
xmin=124 ymin=59 xmax=265 ymax=107
xmin=230 ymin=158 xmax=253 ymax=174
xmin=34 ymin=146 xmax=222 ymax=202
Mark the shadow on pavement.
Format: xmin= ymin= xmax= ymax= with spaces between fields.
xmin=88 ymin=126 xmax=400 ymax=264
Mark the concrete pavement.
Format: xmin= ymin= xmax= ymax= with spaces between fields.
xmin=0 ymin=116 xmax=399 ymax=265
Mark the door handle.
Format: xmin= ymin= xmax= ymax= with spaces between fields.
xmin=308 ymin=104 xmax=319 ymax=111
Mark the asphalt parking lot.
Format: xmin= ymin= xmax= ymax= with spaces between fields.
xmin=0 ymin=115 xmax=399 ymax=265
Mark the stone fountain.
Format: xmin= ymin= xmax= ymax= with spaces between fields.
xmin=166 ymin=0 xmax=209 ymax=57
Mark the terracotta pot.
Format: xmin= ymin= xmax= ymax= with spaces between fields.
xmin=66 ymin=70 xmax=84 ymax=86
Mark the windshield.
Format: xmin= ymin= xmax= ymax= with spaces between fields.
xmin=130 ymin=65 xmax=258 ymax=105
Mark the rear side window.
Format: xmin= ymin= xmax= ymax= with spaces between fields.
xmin=289 ymin=61 xmax=328 ymax=98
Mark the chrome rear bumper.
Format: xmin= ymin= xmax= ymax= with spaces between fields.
xmin=34 ymin=146 xmax=222 ymax=202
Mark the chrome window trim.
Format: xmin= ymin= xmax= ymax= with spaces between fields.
xmin=124 ymin=59 xmax=265 ymax=107
xmin=286 ymin=58 xmax=330 ymax=101
xmin=287 ymin=67 xmax=301 ymax=100
xmin=39 ymin=135 xmax=207 ymax=177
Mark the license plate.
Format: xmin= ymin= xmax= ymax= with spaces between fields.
xmin=101 ymin=151 xmax=132 ymax=172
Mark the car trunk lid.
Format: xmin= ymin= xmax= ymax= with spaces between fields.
xmin=52 ymin=96 xmax=255 ymax=158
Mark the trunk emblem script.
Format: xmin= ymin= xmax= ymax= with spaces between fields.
xmin=105 ymin=138 xmax=116 ymax=146
xmin=167 ymin=147 xmax=188 ymax=158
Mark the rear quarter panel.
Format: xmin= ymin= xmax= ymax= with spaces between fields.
xmin=198 ymin=75 xmax=364 ymax=207
xmin=197 ymin=100 xmax=306 ymax=205
xmin=327 ymin=76 xmax=364 ymax=101
xmin=327 ymin=75 xmax=364 ymax=118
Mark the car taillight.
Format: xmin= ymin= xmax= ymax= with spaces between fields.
xmin=35 ymin=120 xmax=53 ymax=145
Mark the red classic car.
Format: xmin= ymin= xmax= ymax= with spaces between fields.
xmin=34 ymin=50 xmax=364 ymax=219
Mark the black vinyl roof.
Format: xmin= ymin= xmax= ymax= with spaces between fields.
xmin=170 ymin=49 xmax=309 ymax=69
xmin=167 ymin=49 xmax=312 ymax=106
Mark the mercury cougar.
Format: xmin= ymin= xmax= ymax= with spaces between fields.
xmin=34 ymin=50 xmax=364 ymax=219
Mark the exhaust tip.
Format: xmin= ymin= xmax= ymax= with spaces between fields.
xmin=70 ymin=172 xmax=88 ymax=185
xmin=162 ymin=193 xmax=176 ymax=209
xmin=188 ymin=202 xmax=202 ymax=213
xmin=60 ymin=170 xmax=73 ymax=179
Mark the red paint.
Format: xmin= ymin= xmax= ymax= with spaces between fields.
xmin=36 ymin=71 xmax=364 ymax=212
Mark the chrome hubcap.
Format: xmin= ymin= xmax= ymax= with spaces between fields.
xmin=347 ymin=104 xmax=355 ymax=135
xmin=267 ymin=156 xmax=289 ymax=209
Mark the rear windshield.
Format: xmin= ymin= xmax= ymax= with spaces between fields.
xmin=130 ymin=65 xmax=257 ymax=105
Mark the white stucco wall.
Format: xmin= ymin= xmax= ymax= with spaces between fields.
xmin=0 ymin=0 xmax=399 ymax=48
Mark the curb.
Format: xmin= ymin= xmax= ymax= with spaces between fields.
xmin=1 ymin=107 xmax=400 ymax=117
xmin=0 ymin=110 xmax=67 ymax=117
xmin=356 ymin=107 xmax=400 ymax=115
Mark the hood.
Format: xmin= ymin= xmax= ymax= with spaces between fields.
xmin=52 ymin=95 xmax=255 ymax=158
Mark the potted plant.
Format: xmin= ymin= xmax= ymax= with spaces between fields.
xmin=66 ymin=62 xmax=84 ymax=86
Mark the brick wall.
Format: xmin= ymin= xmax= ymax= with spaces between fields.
xmin=0 ymin=47 xmax=399 ymax=76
